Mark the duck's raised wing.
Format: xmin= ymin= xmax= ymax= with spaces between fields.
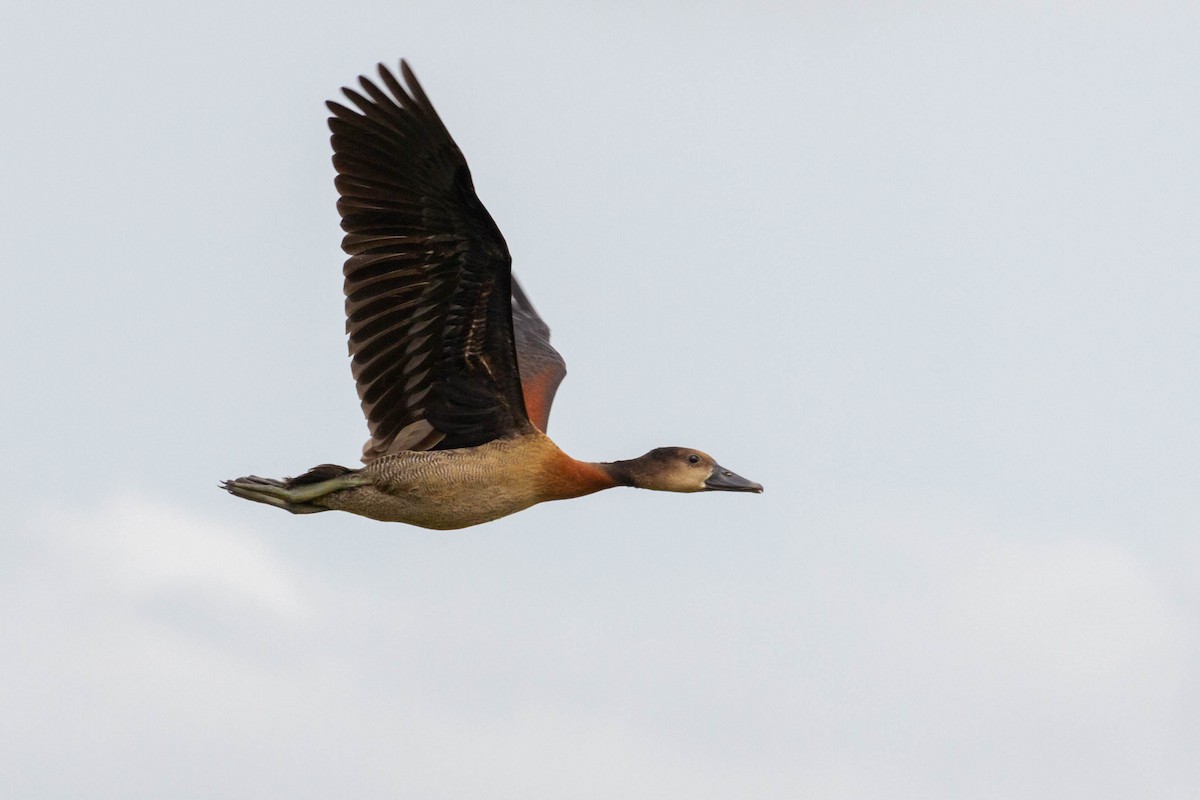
xmin=511 ymin=278 xmax=567 ymax=432
xmin=328 ymin=61 xmax=534 ymax=460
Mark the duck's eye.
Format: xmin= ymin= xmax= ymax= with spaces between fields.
xmin=688 ymin=454 xmax=701 ymax=464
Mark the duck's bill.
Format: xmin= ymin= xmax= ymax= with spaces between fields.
xmin=705 ymin=465 xmax=764 ymax=493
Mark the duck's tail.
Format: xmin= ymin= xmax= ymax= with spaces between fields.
xmin=221 ymin=464 xmax=372 ymax=514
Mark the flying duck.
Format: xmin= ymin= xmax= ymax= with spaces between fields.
xmin=222 ymin=61 xmax=762 ymax=530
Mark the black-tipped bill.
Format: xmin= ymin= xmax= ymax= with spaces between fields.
xmin=705 ymin=464 xmax=764 ymax=493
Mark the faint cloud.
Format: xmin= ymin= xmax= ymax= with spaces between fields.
xmin=29 ymin=494 xmax=308 ymax=625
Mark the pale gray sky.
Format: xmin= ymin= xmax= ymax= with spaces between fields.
xmin=3 ymin=2 xmax=1199 ymax=797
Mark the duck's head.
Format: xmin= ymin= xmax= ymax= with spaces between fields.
xmin=611 ymin=447 xmax=763 ymax=494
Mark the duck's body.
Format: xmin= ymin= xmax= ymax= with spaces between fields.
xmin=308 ymin=435 xmax=612 ymax=529
xmin=223 ymin=61 xmax=761 ymax=528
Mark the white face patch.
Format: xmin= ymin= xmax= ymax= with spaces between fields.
xmin=664 ymin=456 xmax=713 ymax=493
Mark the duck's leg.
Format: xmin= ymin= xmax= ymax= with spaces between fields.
xmin=221 ymin=476 xmax=324 ymax=513
xmin=222 ymin=467 xmax=372 ymax=515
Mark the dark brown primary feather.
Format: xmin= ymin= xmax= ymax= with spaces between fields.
xmin=511 ymin=277 xmax=567 ymax=432
xmin=328 ymin=61 xmax=534 ymax=460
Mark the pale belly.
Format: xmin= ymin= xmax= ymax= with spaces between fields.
xmin=313 ymin=440 xmax=556 ymax=530
xmin=318 ymin=482 xmax=544 ymax=529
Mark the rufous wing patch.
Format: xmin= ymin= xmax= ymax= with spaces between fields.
xmin=521 ymin=368 xmax=560 ymax=433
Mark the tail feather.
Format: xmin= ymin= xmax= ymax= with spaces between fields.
xmin=287 ymin=463 xmax=356 ymax=487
